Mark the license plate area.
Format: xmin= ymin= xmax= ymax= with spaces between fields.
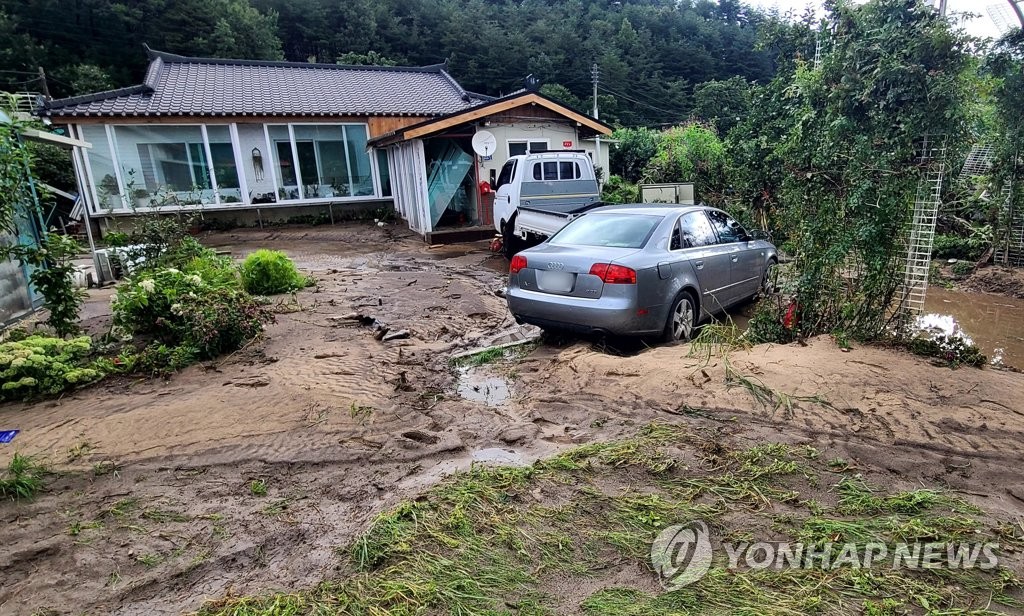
xmin=536 ymin=270 xmax=576 ymax=293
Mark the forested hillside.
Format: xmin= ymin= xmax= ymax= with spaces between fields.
xmin=0 ymin=0 xmax=779 ymax=127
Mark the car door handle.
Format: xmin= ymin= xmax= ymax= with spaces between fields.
xmin=731 ymin=256 xmax=738 ymax=263
xmin=694 ymin=261 xmax=704 ymax=270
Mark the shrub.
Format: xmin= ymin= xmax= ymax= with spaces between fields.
xmin=0 ymin=335 xmax=103 ymax=401
xmin=112 ymin=268 xmax=273 ymax=359
xmin=239 ymin=249 xmax=308 ymax=295
xmin=909 ymin=335 xmax=986 ymax=368
xmin=601 ymin=175 xmax=639 ymax=204
xmin=932 ymin=233 xmax=988 ymax=261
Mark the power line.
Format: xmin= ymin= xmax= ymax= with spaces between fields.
xmin=598 ymin=84 xmax=686 ymax=117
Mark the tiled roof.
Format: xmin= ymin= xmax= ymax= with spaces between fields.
xmin=41 ymin=46 xmax=490 ymax=119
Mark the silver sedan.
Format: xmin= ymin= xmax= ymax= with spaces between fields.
xmin=506 ymin=204 xmax=778 ymax=341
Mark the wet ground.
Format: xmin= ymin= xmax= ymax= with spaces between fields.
xmin=2 ymin=223 xmax=1023 ymax=615
xmin=925 ymin=286 xmax=1024 ymax=367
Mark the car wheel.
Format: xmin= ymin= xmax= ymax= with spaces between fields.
xmin=663 ymin=292 xmax=696 ymax=342
xmin=761 ymin=259 xmax=779 ymax=296
xmin=502 ymin=217 xmax=524 ymax=260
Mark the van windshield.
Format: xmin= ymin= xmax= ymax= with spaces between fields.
xmin=549 ymin=213 xmax=663 ymax=249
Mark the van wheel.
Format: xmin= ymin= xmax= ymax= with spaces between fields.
xmin=502 ymin=217 xmax=524 ymax=259
xmin=662 ymin=292 xmax=696 ymax=342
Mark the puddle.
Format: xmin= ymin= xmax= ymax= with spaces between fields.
xmin=923 ymin=287 xmax=1024 ymax=367
xmin=471 ymin=447 xmax=529 ymax=466
xmin=456 ymin=365 xmax=511 ymax=406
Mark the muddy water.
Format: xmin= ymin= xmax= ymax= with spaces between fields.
xmin=924 ymin=287 xmax=1024 ymax=367
xmin=456 ymin=365 xmax=512 ymax=406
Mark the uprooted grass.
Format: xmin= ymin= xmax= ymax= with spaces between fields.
xmin=197 ymin=425 xmax=1021 ymax=616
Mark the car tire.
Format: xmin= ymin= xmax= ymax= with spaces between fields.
xmin=502 ymin=217 xmax=524 ymax=260
xmin=662 ymin=292 xmax=697 ymax=343
xmin=761 ymin=258 xmax=779 ymax=297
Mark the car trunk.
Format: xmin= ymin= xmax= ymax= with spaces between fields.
xmin=516 ymin=245 xmax=640 ymax=299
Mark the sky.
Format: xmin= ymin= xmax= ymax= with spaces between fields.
xmin=742 ymin=0 xmax=1008 ymax=40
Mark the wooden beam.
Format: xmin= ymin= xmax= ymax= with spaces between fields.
xmin=403 ymin=93 xmax=611 ymax=140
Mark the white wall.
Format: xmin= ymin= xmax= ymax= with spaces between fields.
xmin=236 ymin=123 xmax=277 ymax=199
xmin=474 ymin=122 xmax=610 ymax=186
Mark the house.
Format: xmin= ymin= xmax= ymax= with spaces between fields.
xmin=372 ymin=88 xmax=613 ymax=242
xmin=39 ymin=46 xmax=611 ymax=240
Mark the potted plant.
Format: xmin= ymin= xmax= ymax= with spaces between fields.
xmin=99 ymin=174 xmax=121 ymax=208
xmin=133 ymin=188 xmax=151 ymax=209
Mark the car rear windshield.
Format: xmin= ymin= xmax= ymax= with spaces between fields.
xmin=549 ymin=213 xmax=663 ymax=248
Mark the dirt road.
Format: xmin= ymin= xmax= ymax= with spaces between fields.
xmin=1 ymin=224 xmax=1022 ymax=615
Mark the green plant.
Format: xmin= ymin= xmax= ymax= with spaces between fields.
xmin=0 ymin=453 xmax=47 ymax=500
xmin=249 ymin=479 xmax=268 ymax=496
xmin=909 ymin=335 xmax=986 ymax=368
xmin=0 ymin=335 xmax=103 ymax=400
xmin=239 ymin=249 xmax=309 ymax=295
xmin=601 ymin=175 xmax=639 ymax=205
xmin=113 ymin=270 xmax=272 ymax=362
xmin=21 ymin=233 xmax=87 ymax=337
xmin=951 ymin=261 xmax=974 ymax=277
xmin=643 ymin=123 xmax=726 ymax=202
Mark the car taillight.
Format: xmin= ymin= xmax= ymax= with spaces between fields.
xmin=589 ymin=263 xmax=637 ymax=284
xmin=509 ymin=255 xmax=528 ymax=274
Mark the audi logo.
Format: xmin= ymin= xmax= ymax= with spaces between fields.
xmin=547 ymin=262 xmax=566 ymax=271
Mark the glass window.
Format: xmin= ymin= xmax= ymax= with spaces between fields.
xmin=574 ymin=162 xmax=582 ymax=179
xmin=559 ymin=161 xmax=575 ymax=179
xmin=679 ymin=212 xmax=718 ymax=248
xmin=532 ymin=163 xmax=542 ymax=180
xmin=345 ymin=125 xmax=374 ymax=197
xmin=551 ymin=213 xmax=663 ymax=249
xmin=376 ymin=149 xmax=391 ymax=197
xmin=110 ymin=125 xmax=210 ymax=206
xmin=508 ymin=140 xmax=548 ymax=157
xmin=202 ymin=126 xmax=240 ymax=204
xmin=543 ymin=162 xmax=558 ymax=180
xmin=705 ymin=209 xmax=746 ymax=243
xmin=496 ymin=160 xmax=516 ymax=188
xmin=79 ymin=125 xmax=123 ymax=210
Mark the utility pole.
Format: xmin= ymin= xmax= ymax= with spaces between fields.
xmin=936 ymin=0 xmax=947 ymax=17
xmin=591 ymin=62 xmax=602 ymax=185
xmin=37 ymin=67 xmax=51 ymax=99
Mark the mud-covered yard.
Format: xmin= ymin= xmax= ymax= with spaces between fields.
xmin=2 ymin=224 xmax=1024 ymax=615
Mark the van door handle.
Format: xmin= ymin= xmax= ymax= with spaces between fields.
xmin=694 ymin=261 xmax=704 ymax=270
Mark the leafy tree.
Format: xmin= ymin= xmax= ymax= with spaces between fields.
xmin=766 ymin=0 xmax=973 ymax=340
xmin=538 ymin=84 xmax=584 ymax=111
xmin=336 ymin=51 xmax=399 ymax=66
xmin=692 ymin=76 xmax=752 ymax=135
xmin=609 ymin=127 xmax=659 ymax=183
xmin=644 ymin=123 xmax=726 ymax=203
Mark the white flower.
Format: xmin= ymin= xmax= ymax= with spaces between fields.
xmin=186 ymin=274 xmax=202 ymax=286
xmin=188 ymin=292 xmax=197 ymax=298
xmin=170 ymin=303 xmax=183 ymax=315
xmin=165 ymin=268 xmax=180 ymax=274
xmin=139 ymin=279 xmax=156 ymax=293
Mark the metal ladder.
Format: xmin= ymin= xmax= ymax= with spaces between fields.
xmin=899 ymin=136 xmax=946 ymax=317
xmin=958 ymin=143 xmax=995 ymax=180
xmin=997 ymin=183 xmax=1024 ymax=266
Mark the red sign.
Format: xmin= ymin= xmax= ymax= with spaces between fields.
xmin=563 ymin=140 xmax=573 ymax=148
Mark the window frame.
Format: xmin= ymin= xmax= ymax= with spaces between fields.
xmin=507 ymin=139 xmax=550 ymax=158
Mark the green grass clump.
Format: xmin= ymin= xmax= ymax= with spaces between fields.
xmin=0 ymin=453 xmax=47 ymax=500
xmin=239 ymin=249 xmax=310 ymax=295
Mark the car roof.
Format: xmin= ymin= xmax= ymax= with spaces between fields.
xmin=585 ymin=203 xmax=708 ymax=216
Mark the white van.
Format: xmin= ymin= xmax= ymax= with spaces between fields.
xmin=492 ymin=151 xmax=601 ymax=257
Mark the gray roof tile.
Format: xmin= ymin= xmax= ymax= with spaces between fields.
xmin=42 ymin=47 xmax=488 ymax=118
